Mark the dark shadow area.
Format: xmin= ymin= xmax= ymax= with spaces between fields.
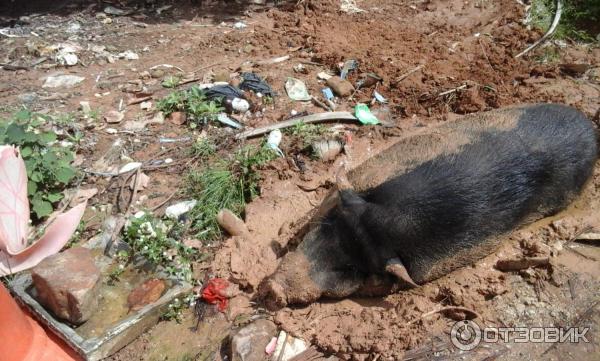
xmin=0 ymin=0 xmax=294 ymax=27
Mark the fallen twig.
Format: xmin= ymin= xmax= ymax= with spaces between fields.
xmin=397 ymin=64 xmax=424 ymax=82
xmin=407 ymin=306 xmax=482 ymax=325
xmin=235 ymin=111 xmax=357 ymax=139
xmin=515 ymin=0 xmax=563 ymax=58
xmin=438 ymin=84 xmax=468 ymax=97
xmin=257 ymin=55 xmax=290 ymax=65
xmin=495 ymin=256 xmax=550 ymax=272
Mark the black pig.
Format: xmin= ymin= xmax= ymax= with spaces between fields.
xmin=261 ymin=104 xmax=597 ymax=307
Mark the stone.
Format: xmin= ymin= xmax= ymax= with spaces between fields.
xmin=104 ymin=110 xmax=125 ymax=124
xmin=127 ymin=278 xmax=166 ymax=311
xmin=167 ymin=111 xmax=186 ymax=125
xmin=42 ymin=74 xmax=85 ymax=88
xmin=231 ymin=319 xmax=277 ymax=361
xmin=31 ymin=247 xmax=101 ymax=324
xmin=326 ymin=76 xmax=354 ymax=97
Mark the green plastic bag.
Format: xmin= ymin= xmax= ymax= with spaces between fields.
xmin=354 ymin=103 xmax=380 ymax=125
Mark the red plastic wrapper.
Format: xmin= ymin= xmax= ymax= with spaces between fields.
xmin=201 ymin=278 xmax=230 ymax=312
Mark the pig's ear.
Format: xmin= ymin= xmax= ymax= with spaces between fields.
xmin=386 ymin=258 xmax=418 ymax=288
xmin=338 ymin=189 xmax=367 ymax=209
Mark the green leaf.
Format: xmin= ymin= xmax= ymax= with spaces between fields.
xmin=32 ymin=198 xmax=53 ymax=218
xmin=14 ymin=109 xmax=31 ymax=122
xmin=27 ymin=180 xmax=38 ymax=196
xmin=20 ymin=146 xmax=33 ymax=157
xmin=39 ymin=132 xmax=57 ymax=143
xmin=46 ymin=192 xmax=63 ymax=203
xmin=55 ymin=167 xmax=75 ymax=183
xmin=30 ymin=171 xmax=42 ymax=182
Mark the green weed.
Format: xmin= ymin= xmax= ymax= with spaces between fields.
xmin=0 ymin=109 xmax=77 ymax=220
xmin=529 ymin=0 xmax=600 ymax=42
xmin=156 ymin=86 xmax=224 ymax=127
xmin=186 ymin=146 xmax=276 ymax=240
xmin=284 ymin=121 xmax=329 ymax=150
xmin=162 ymin=75 xmax=181 ymax=88
xmin=122 ymin=213 xmax=197 ymax=281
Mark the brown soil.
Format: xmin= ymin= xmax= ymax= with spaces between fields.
xmin=1 ymin=0 xmax=599 ymax=360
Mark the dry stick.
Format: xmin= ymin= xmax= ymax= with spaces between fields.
xmin=397 ymin=64 xmax=424 ymax=82
xmin=407 ymin=306 xmax=482 ymax=325
xmin=152 ymin=189 xmax=179 ymax=212
xmin=235 ymin=111 xmax=357 ymax=139
xmin=438 ymin=84 xmax=468 ymax=97
xmin=515 ymin=0 xmax=563 ymax=58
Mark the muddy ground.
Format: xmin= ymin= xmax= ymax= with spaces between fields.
xmin=1 ymin=0 xmax=599 ymax=360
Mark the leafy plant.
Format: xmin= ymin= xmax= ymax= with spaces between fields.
xmin=284 ymin=122 xmax=328 ymax=150
xmin=122 ymin=213 xmax=197 ymax=281
xmin=156 ymin=86 xmax=224 ymax=126
xmin=161 ymin=293 xmax=196 ymax=323
xmin=162 ymin=75 xmax=181 ymax=88
xmin=190 ymin=137 xmax=216 ymax=159
xmin=529 ymin=0 xmax=600 ymax=42
xmin=0 ymin=109 xmax=77 ymax=219
xmin=186 ymin=145 xmax=276 ymax=240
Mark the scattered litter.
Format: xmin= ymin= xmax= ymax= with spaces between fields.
xmin=312 ymin=139 xmax=343 ymax=161
xmin=140 ymin=101 xmax=152 ymax=111
xmin=105 ymin=128 xmax=118 ymax=134
xmin=201 ymin=278 xmax=230 ymax=312
xmin=256 ymin=54 xmax=290 ymax=65
xmin=239 ymin=72 xmax=275 ymax=97
xmin=56 ymin=51 xmax=78 ymax=66
xmin=159 ymin=136 xmax=192 ymax=143
xmin=104 ymin=110 xmax=125 ymax=124
xmin=285 ymin=77 xmax=311 ymax=101
xmin=165 ymin=200 xmax=197 ymax=219
xmin=265 ymin=337 xmax=278 ymax=355
xmin=272 ymin=331 xmax=308 ymax=361
xmin=322 ymin=87 xmax=334 ymax=100
xmin=340 ymin=0 xmax=366 ymax=14
xmin=164 ymin=158 xmax=173 ymax=164
xmin=354 ymin=103 xmax=380 ymax=125
xmin=104 ymin=6 xmax=132 ymax=16
xmin=317 ymin=71 xmax=333 ymax=80
xmin=340 ymin=59 xmax=359 ymax=79
xmin=230 ymin=98 xmax=250 ymax=113
xmin=118 ymin=162 xmax=142 ymax=174
xmin=205 ymin=85 xmax=245 ymax=102
xmin=267 ymin=129 xmax=284 ymax=157
xmin=118 ymin=50 xmax=139 ymax=60
xmin=293 ymin=63 xmax=308 ymax=74
xmin=217 ymin=113 xmax=243 ymax=129
xmin=371 ymin=105 xmax=394 ymax=127
xmin=43 ymin=74 xmax=85 ymax=88
xmin=233 ymin=22 xmax=247 ymax=29
xmin=373 ymin=90 xmax=388 ymax=103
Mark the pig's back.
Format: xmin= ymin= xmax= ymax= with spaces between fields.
xmin=364 ymin=104 xmax=597 ymax=282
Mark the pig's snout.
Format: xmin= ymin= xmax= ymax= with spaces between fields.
xmin=260 ymin=250 xmax=324 ymax=309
